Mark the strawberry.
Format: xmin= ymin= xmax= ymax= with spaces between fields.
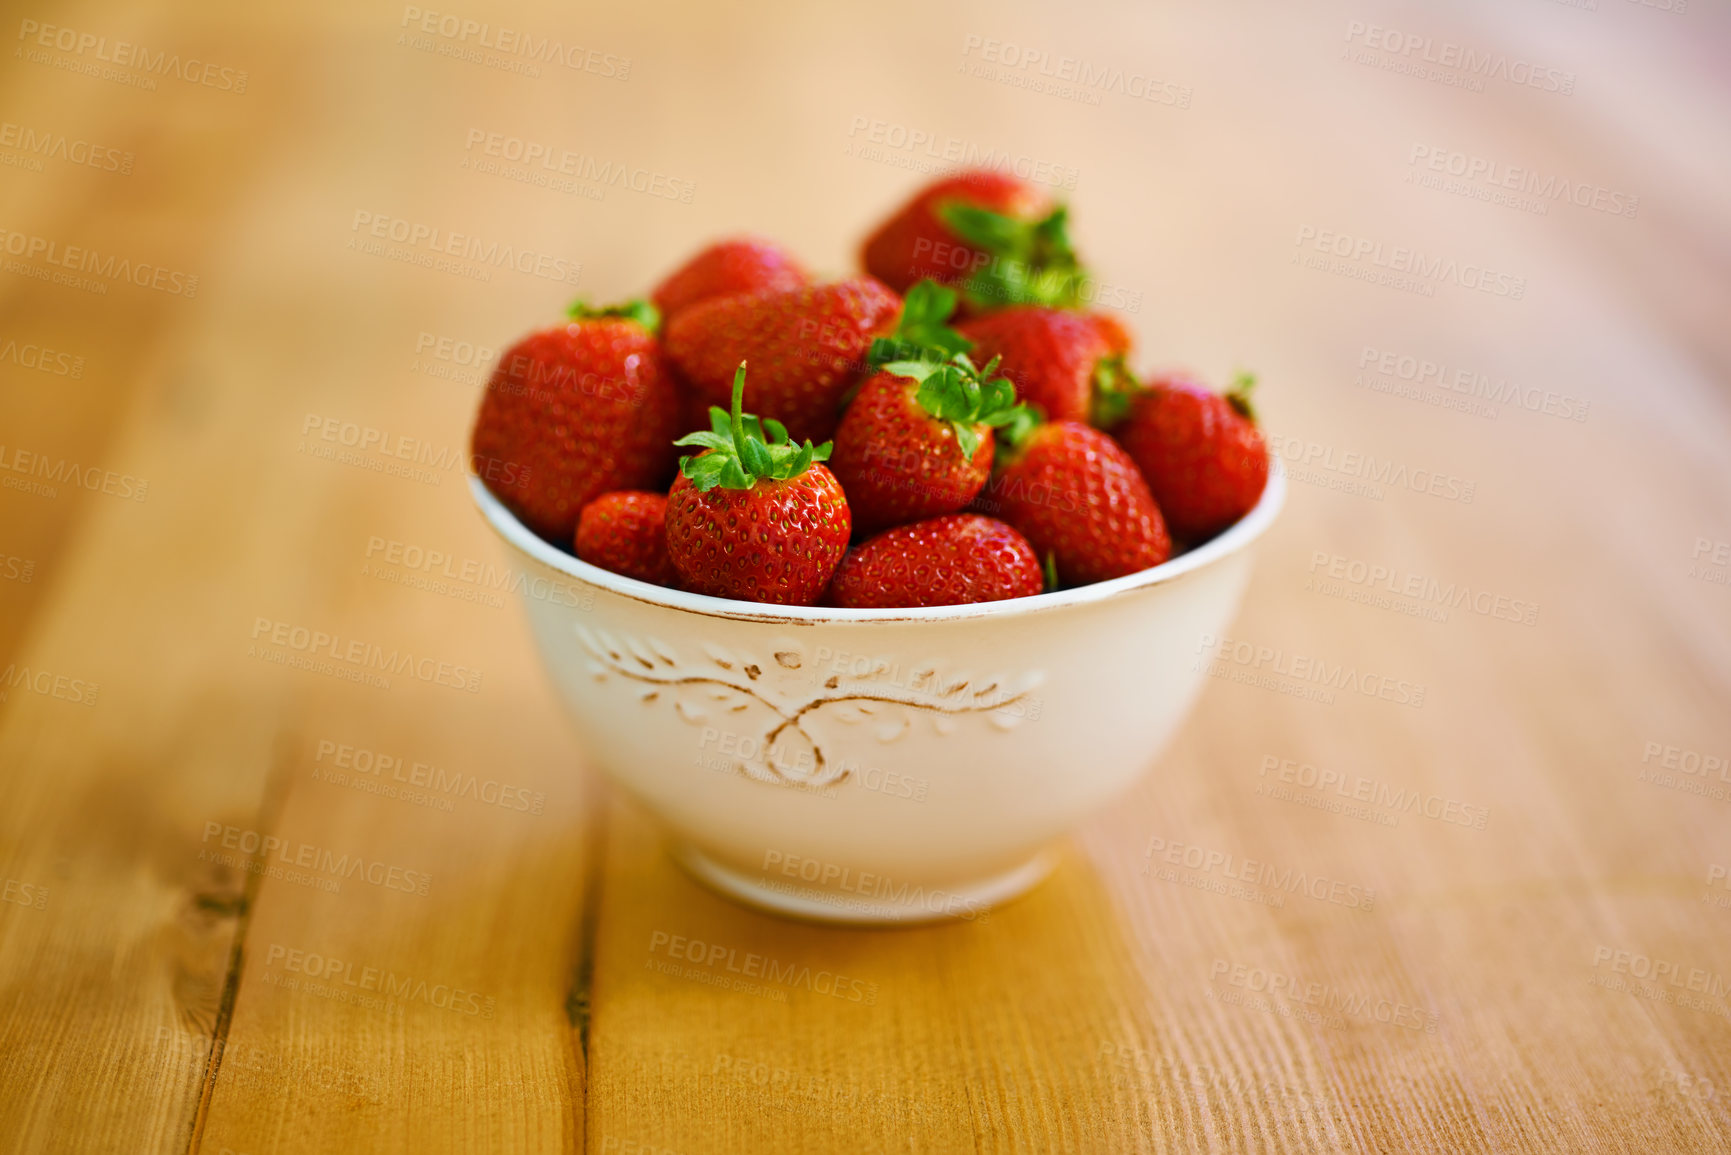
xmin=663 ymin=277 xmax=900 ymax=443
xmin=863 ymin=170 xmax=1047 ymax=295
xmin=665 ymin=364 xmax=851 ymax=605
xmin=976 ymin=419 xmax=1171 ymax=586
xmin=829 ymin=282 xmax=1032 ymax=533
xmin=828 ymin=361 xmax=999 ymax=536
xmin=957 ymin=306 xmax=1130 ymax=424
xmin=472 ymin=300 xmax=679 ymax=543
xmin=651 ymin=237 xmax=808 ymax=322
xmin=1115 ymin=373 xmax=1270 ymax=542
xmin=825 ymin=515 xmax=1043 ymax=608
xmin=1086 ymin=311 xmax=1135 ymax=357
xmin=575 ymin=491 xmax=676 ymax=586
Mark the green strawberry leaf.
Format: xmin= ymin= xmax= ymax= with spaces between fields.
xmin=1089 ymin=355 xmax=1141 ymax=429
xmin=952 ymin=421 xmax=981 ymax=459
xmin=738 ymin=431 xmax=773 ymax=476
xmin=884 ymin=349 xmax=1034 ymax=462
xmin=994 ymin=404 xmax=1043 ymax=453
xmin=567 ymin=297 xmax=661 ymax=334
xmin=674 ymin=431 xmax=736 ymax=454
xmin=898 ymin=280 xmax=965 ymax=344
xmin=881 ymin=358 xmax=943 ymax=385
xmin=937 ymin=202 xmax=1091 ymax=311
xmin=679 ymin=452 xmax=737 ymax=493
xmin=979 ymin=374 xmax=1016 ymax=417
xmin=1042 ymin=550 xmax=1060 ymax=592
xmin=868 ymin=280 xmax=974 ymax=368
xmin=941 ymin=203 xmax=1031 ymax=253
xmin=675 ymin=363 xmax=830 ymax=490
xmin=719 ymin=457 xmax=750 ymax=489
xmin=1227 ymin=371 xmax=1259 ymax=423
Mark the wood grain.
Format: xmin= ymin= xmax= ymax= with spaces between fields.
xmin=1 ymin=0 xmax=1728 ymax=1152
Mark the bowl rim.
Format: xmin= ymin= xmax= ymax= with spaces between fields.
xmin=469 ymin=455 xmax=1285 ymax=624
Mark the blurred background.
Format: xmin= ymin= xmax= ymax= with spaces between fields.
xmin=1 ymin=0 xmax=1729 ymax=1151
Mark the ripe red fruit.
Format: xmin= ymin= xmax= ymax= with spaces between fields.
xmin=862 ymin=170 xmax=1049 ymax=296
xmin=472 ymin=301 xmax=679 ymax=543
xmin=977 ymin=420 xmax=1171 ymax=586
xmin=958 ymin=306 xmax=1130 ymax=424
xmin=663 ymin=277 xmax=900 ymax=444
xmin=1115 ymin=374 xmax=1270 ymax=542
xmin=1086 ymin=311 xmax=1134 ymax=357
xmin=650 ymin=237 xmax=808 ymax=322
xmin=665 ymin=365 xmax=851 ymax=605
xmin=829 ymin=370 xmax=992 ymax=535
xmin=828 ymin=339 xmax=1031 ymax=534
xmin=575 ymin=491 xmax=676 ymax=586
xmin=825 ymin=515 xmax=1043 ymax=608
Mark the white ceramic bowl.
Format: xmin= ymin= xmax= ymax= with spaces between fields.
xmin=471 ymin=464 xmax=1284 ymax=924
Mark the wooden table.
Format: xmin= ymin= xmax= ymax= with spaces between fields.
xmin=2 ymin=0 xmax=1728 ymax=1150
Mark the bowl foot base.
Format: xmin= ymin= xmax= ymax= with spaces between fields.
xmin=670 ymin=843 xmax=1057 ymax=926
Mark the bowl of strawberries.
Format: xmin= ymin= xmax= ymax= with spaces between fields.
xmin=469 ymin=171 xmax=1283 ymax=923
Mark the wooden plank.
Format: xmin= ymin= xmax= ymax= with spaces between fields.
xmin=193 ymin=677 xmax=594 ymax=1155
xmin=584 ymin=799 xmax=1170 ymax=1154
xmin=0 ymin=0 xmax=282 ymax=674
xmin=174 ymin=45 xmax=619 ymax=1137
xmin=0 ymin=12 xmax=329 ymax=1149
xmin=190 ymin=349 xmax=601 ymax=1152
xmin=0 ymin=320 xmax=333 ymax=1153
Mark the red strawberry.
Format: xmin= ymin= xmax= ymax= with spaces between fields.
xmin=665 ymin=364 xmax=851 ymax=605
xmin=651 ymin=237 xmax=808 ymax=322
xmin=1115 ymin=374 xmax=1270 ymax=542
xmin=864 ymin=171 xmax=1096 ymax=313
xmin=827 ymin=281 xmax=1028 ymax=533
xmin=825 ymin=515 xmax=1043 ymax=608
xmin=674 ymin=386 xmax=716 ymax=446
xmin=976 ymin=420 xmax=1171 ymax=586
xmin=828 ymin=369 xmax=991 ymax=535
xmin=1086 ymin=311 xmax=1135 ymax=356
xmin=575 ymin=491 xmax=676 ymax=586
xmin=663 ymin=277 xmax=900 ymax=444
xmin=472 ymin=301 xmax=679 ymax=543
xmin=957 ymin=307 xmax=1130 ymax=424
xmin=862 ymin=170 xmax=1049 ymax=296
xmin=829 ymin=349 xmax=1029 ymax=534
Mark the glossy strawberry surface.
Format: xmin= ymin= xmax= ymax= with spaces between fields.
xmin=663 ymin=278 xmax=900 ymax=443
xmin=651 ymin=237 xmax=808 ymax=321
xmin=976 ymin=421 xmax=1171 ymax=585
xmin=824 ymin=514 xmax=1042 ymax=608
xmin=471 ymin=319 xmax=679 ymax=543
xmin=861 ymin=170 xmax=1048 ymax=296
xmin=828 ymin=370 xmax=994 ymax=534
xmin=575 ymin=491 xmax=676 ymax=586
xmin=957 ymin=307 xmax=1125 ymax=424
xmin=1116 ymin=376 xmax=1269 ymax=542
xmin=665 ymin=465 xmax=851 ymax=605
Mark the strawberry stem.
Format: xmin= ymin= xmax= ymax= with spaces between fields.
xmin=1227 ymin=371 xmax=1259 ymax=423
xmin=729 ymin=363 xmax=750 ymax=454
